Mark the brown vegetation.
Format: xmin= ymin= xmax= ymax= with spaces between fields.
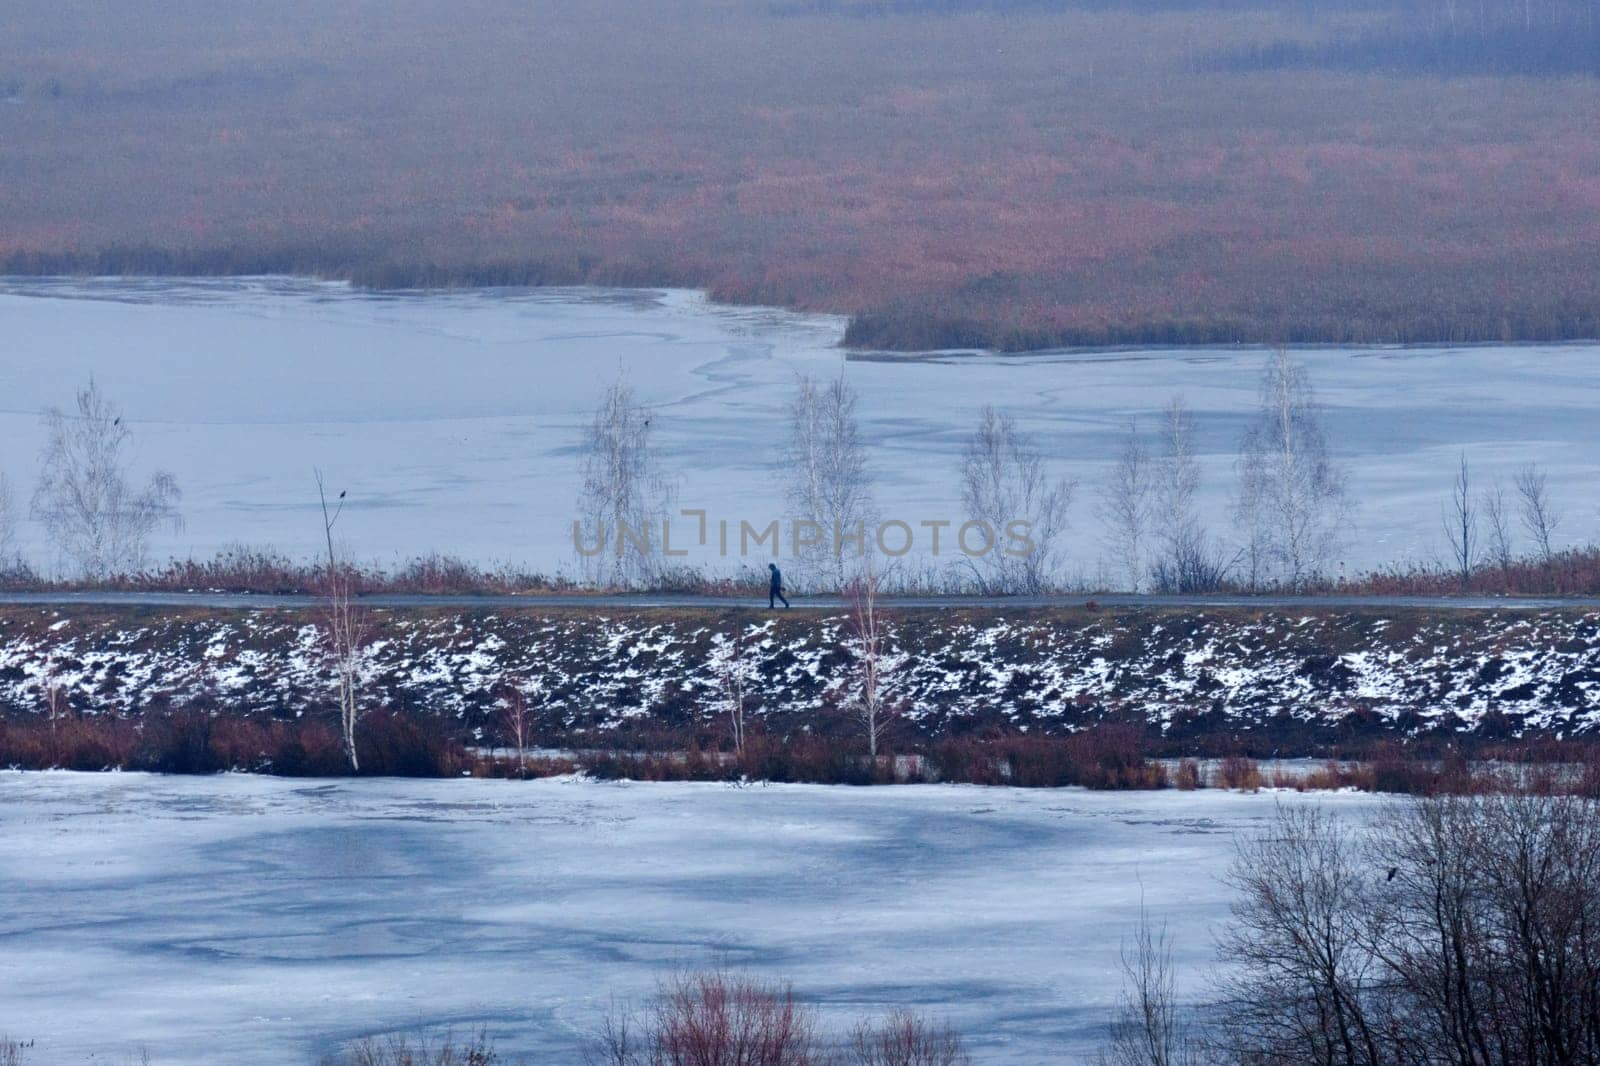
xmin=0 ymin=547 xmax=762 ymax=597
xmin=0 ymin=711 xmax=577 ymax=778
xmin=6 ymin=542 xmax=1600 ymax=599
xmin=595 ymin=970 xmax=967 ymax=1066
xmin=3 ymin=2 xmax=1600 ymax=350
xmin=1328 ymin=545 xmax=1600 ymax=598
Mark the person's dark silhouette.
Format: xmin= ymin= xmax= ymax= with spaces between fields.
xmin=768 ymin=563 xmax=790 ymax=609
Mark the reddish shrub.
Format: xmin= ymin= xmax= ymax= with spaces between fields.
xmin=849 ymin=1010 xmax=969 ymax=1066
xmin=1217 ymin=755 xmax=1263 ymax=791
xmin=1174 ymin=758 xmax=1205 ymax=790
xmin=266 ymin=721 xmax=349 ymax=777
xmin=598 ymin=971 xmax=823 ymax=1066
xmin=355 ymin=712 xmax=469 ymax=777
xmin=134 ymin=711 xmax=225 ymax=774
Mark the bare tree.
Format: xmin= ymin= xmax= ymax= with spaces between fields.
xmin=1377 ymin=793 xmax=1600 ymax=1066
xmin=1101 ymin=908 xmax=1202 ymax=1066
xmin=576 ymin=376 xmax=673 ymax=589
xmin=1215 ymin=804 xmax=1388 ymax=1066
xmin=1098 ymin=422 xmax=1153 ymax=593
xmin=31 ymin=378 xmax=181 ymax=579
xmin=1482 ymin=478 xmax=1515 ymax=576
xmin=1233 ymin=350 xmax=1348 ymax=590
xmin=1216 ymin=795 xmax=1600 ymax=1065
xmin=709 ymin=624 xmax=759 ymax=758
xmin=845 ymin=560 xmax=902 ymax=760
xmin=1113 ymin=797 xmax=1600 ymax=1066
xmin=316 ymin=471 xmax=365 ymax=772
xmin=960 ymin=405 xmax=1074 ymax=594
xmin=495 ymin=676 xmax=540 ymax=777
xmin=1513 ymin=461 xmax=1561 ymax=567
xmin=1149 ymin=397 xmax=1228 ymax=593
xmin=1443 ymin=453 xmax=1477 ymax=590
xmin=784 ymin=374 xmax=874 ymax=590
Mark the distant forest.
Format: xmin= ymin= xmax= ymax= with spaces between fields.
xmin=3 ymin=0 xmax=1599 ymax=350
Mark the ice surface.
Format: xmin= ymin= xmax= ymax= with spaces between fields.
xmin=0 ymin=772 xmax=1384 ymax=1063
xmin=2 ymin=277 xmax=1596 ymax=581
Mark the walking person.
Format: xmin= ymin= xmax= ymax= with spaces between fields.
xmin=768 ymin=562 xmax=790 ymax=609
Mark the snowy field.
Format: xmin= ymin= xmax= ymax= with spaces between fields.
xmin=2 ymin=276 xmax=1597 ymax=581
xmin=0 ymin=773 xmax=1386 ymax=1064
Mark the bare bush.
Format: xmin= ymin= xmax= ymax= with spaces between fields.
xmin=784 ymin=374 xmax=873 ymax=591
xmin=1215 ymin=756 xmax=1261 ymax=792
xmin=595 ymin=971 xmax=824 ymax=1066
xmin=321 ymin=1029 xmax=500 ymax=1066
xmin=1100 ymin=910 xmax=1202 ymax=1066
xmin=576 ymin=377 xmax=674 ymax=589
xmin=1234 ymin=350 xmax=1348 ymax=590
xmin=849 ymin=1010 xmax=970 ymax=1066
xmin=31 ymin=378 xmax=181 ymax=579
xmin=959 ymin=405 xmax=1073 ymax=594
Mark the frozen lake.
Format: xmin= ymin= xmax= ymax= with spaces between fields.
xmin=0 ymin=773 xmax=1385 ymax=1063
xmin=1 ymin=276 xmax=1596 ymax=582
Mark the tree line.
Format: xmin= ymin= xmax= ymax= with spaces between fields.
xmin=1 ymin=356 xmax=1589 ymax=598
xmin=577 ymin=347 xmax=1591 ymax=597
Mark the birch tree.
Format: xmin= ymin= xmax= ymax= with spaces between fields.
xmin=1233 ymin=350 xmax=1348 ymax=590
xmin=495 ymin=676 xmax=540 ymax=778
xmin=845 ymin=560 xmax=903 ymax=760
xmin=31 ymin=379 xmax=181 ymax=579
xmin=708 ymin=624 xmax=760 ymax=758
xmin=1149 ymin=397 xmax=1226 ymax=592
xmin=959 ymin=405 xmax=1073 ymax=594
xmin=316 ymin=470 xmax=365 ymax=772
xmin=783 ymin=374 xmax=873 ymax=590
xmin=575 ymin=377 xmax=673 ymax=588
xmin=1097 ymin=422 xmax=1152 ymax=593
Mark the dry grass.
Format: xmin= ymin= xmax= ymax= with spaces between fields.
xmin=3 ymin=1 xmax=1599 ymax=349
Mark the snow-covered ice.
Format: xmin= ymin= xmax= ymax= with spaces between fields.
xmin=0 ymin=773 xmax=1385 ymax=1063
xmin=2 ymin=276 xmax=1597 ymax=579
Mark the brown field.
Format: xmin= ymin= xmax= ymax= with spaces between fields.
xmin=3 ymin=0 xmax=1599 ymax=349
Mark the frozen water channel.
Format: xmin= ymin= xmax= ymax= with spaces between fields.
xmin=1 ymin=276 xmax=1597 ymax=581
xmin=0 ymin=773 xmax=1386 ymax=1064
